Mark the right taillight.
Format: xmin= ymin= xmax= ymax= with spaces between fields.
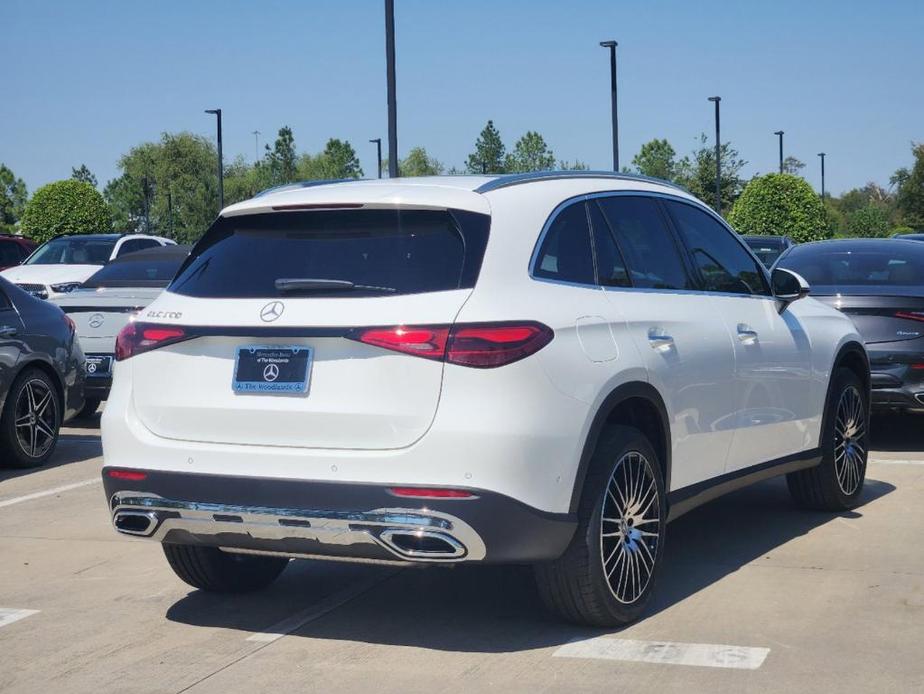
xmin=896 ymin=311 xmax=924 ymax=323
xmin=115 ymin=322 xmax=190 ymax=361
xmin=347 ymin=321 xmax=553 ymax=368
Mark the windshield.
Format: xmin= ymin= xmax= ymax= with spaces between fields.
xmin=26 ymin=237 xmax=116 ymax=266
xmin=778 ymin=244 xmax=924 ymax=290
xmin=82 ymin=254 xmax=187 ymax=288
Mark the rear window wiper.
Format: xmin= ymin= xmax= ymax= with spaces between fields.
xmin=274 ymin=278 xmax=396 ymax=294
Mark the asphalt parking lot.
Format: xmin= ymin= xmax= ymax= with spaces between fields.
xmin=1 ymin=414 xmax=922 ymax=693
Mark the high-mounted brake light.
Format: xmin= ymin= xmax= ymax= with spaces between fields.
xmin=107 ymin=469 xmax=147 ymax=481
xmin=896 ymin=311 xmax=924 ymax=323
xmin=115 ymin=322 xmax=190 ymax=361
xmin=388 ymin=487 xmax=475 ymax=499
xmin=346 ymin=321 xmax=553 ymax=368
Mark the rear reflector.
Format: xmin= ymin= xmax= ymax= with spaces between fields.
xmin=107 ymin=469 xmax=147 ymax=481
xmin=347 ymin=321 xmax=553 ymax=368
xmin=388 ymin=487 xmax=475 ymax=499
xmin=115 ymin=322 xmax=190 ymax=361
xmin=896 ymin=311 xmax=924 ymax=323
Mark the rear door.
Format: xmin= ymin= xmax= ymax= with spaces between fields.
xmin=129 ymin=207 xmax=489 ymax=451
xmin=594 ymin=194 xmax=737 ymax=490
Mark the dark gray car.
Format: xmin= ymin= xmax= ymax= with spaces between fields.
xmin=0 ymin=276 xmax=85 ymax=468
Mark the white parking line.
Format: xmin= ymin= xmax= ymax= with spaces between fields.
xmin=869 ymin=458 xmax=924 ymax=466
xmin=246 ymin=571 xmax=398 ymax=643
xmin=0 ymin=478 xmax=99 ymax=509
xmin=0 ymin=608 xmax=40 ymax=629
xmin=553 ymin=636 xmax=770 ymax=670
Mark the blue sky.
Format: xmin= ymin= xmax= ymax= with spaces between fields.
xmin=2 ymin=0 xmax=922 ymax=196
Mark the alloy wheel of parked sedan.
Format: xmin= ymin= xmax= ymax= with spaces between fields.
xmin=834 ymin=385 xmax=867 ymax=496
xmin=600 ymin=451 xmax=661 ymax=604
xmin=14 ymin=377 xmax=59 ymax=459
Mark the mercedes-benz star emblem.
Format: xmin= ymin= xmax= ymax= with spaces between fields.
xmin=89 ymin=313 xmax=104 ymax=329
xmin=263 ymin=363 xmax=280 ymax=382
xmin=260 ymin=301 xmax=284 ymax=322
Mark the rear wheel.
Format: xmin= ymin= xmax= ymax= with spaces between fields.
xmin=535 ymin=425 xmax=666 ymax=626
xmin=162 ymin=544 xmax=289 ymax=592
xmin=787 ymin=367 xmax=868 ymax=511
xmin=0 ymin=368 xmax=61 ymax=469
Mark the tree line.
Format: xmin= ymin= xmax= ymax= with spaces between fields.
xmin=1 ymin=121 xmax=922 ymax=244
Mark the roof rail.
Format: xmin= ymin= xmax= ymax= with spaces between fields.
xmin=474 ymin=170 xmax=688 ymax=194
xmin=254 ymin=179 xmax=354 ymax=198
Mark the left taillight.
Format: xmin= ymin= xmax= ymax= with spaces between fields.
xmin=347 ymin=321 xmax=553 ymax=368
xmin=896 ymin=311 xmax=924 ymax=324
xmin=115 ymin=322 xmax=189 ymax=361
xmin=63 ymin=314 xmax=76 ymax=335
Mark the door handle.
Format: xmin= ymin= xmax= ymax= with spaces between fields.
xmin=0 ymin=325 xmax=18 ymax=338
xmin=647 ymin=328 xmax=674 ymax=350
xmin=737 ymin=324 xmax=758 ymax=343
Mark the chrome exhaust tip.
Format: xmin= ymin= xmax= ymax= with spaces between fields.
xmin=113 ymin=511 xmax=158 ymax=536
xmin=378 ymin=529 xmax=466 ymax=559
xmin=915 ymin=393 xmax=924 ymax=406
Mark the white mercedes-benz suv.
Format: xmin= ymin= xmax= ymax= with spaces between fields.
xmin=102 ymin=172 xmax=869 ymax=626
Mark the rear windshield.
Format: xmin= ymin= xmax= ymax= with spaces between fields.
xmin=82 ymin=255 xmax=187 ymax=288
xmin=26 ymin=237 xmax=116 ymax=265
xmin=778 ymin=244 xmax=924 ymax=289
xmin=169 ymin=209 xmax=490 ymax=298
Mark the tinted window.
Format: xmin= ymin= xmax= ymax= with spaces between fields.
xmin=25 ymin=237 xmax=117 ymax=265
xmin=117 ymin=239 xmax=160 ymax=257
xmin=171 ymin=209 xmax=489 ymax=299
xmin=0 ymin=242 xmax=23 ymax=267
xmin=778 ymin=243 xmax=924 ymax=288
xmin=596 ymin=196 xmax=693 ymax=290
xmin=667 ymin=202 xmax=768 ymax=296
xmin=83 ymin=254 xmax=187 ymax=288
xmin=587 ymin=202 xmax=630 ymax=287
xmin=743 ymin=237 xmax=785 ymax=268
xmin=534 ymin=202 xmax=595 ymax=285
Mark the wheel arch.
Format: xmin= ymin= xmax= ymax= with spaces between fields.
xmin=568 ymin=381 xmax=671 ymax=514
xmin=832 ymin=340 xmax=870 ymax=395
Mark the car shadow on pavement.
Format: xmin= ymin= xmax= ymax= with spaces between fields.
xmin=0 ymin=433 xmax=102 ymax=482
xmin=870 ymin=411 xmax=923 ymax=452
xmin=165 ymin=475 xmax=895 ymax=653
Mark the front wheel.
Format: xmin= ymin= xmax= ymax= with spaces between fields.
xmin=162 ymin=544 xmax=289 ymax=592
xmin=534 ymin=425 xmax=666 ymax=626
xmin=787 ymin=367 xmax=868 ymax=511
xmin=0 ymin=368 xmax=61 ymax=469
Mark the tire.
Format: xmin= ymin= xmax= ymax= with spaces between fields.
xmin=534 ymin=425 xmax=666 ymax=626
xmin=787 ymin=367 xmax=868 ymax=511
xmin=162 ymin=543 xmax=289 ymax=592
xmin=78 ymin=397 xmax=102 ymax=419
xmin=0 ymin=368 xmax=62 ymax=469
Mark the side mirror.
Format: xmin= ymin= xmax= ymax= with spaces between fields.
xmin=771 ymin=267 xmax=810 ymax=307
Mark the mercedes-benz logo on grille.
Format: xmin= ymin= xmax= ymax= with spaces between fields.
xmin=88 ymin=313 xmax=105 ymax=329
xmin=260 ymin=301 xmax=284 ymax=322
xmin=263 ymin=363 xmax=280 ymax=382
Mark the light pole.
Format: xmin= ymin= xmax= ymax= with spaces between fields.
xmin=252 ymin=130 xmax=261 ymax=162
xmin=599 ymin=40 xmax=619 ymax=171
xmin=708 ymin=96 xmax=721 ymax=214
xmin=774 ymin=130 xmax=784 ymax=174
xmin=205 ymin=109 xmax=224 ymax=209
xmin=370 ymin=138 xmax=383 ymax=178
xmin=384 ymin=0 xmax=398 ymax=178
xmin=818 ymin=152 xmax=826 ymax=199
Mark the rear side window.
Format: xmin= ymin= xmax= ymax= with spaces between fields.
xmin=533 ymin=202 xmax=595 ymax=285
xmin=170 ymin=209 xmax=489 ymax=298
xmin=665 ymin=201 xmax=769 ymax=296
xmin=117 ymin=239 xmax=161 ymax=257
xmin=587 ymin=202 xmax=631 ymax=287
xmin=596 ymin=196 xmax=693 ymax=290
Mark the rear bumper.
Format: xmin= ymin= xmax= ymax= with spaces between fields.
xmin=102 ymin=469 xmax=577 ymax=564
xmin=869 ymin=361 xmax=924 ymax=411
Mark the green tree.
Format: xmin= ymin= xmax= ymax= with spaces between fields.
xmin=896 ymin=143 xmax=924 ymax=228
xmin=676 ymin=134 xmax=747 ymax=214
xmin=782 ymin=156 xmax=805 ymax=175
xmin=727 ymin=173 xmax=828 ymax=243
xmin=297 ymin=138 xmax=363 ymax=180
xmin=20 ymin=180 xmax=112 ymax=243
xmin=71 ymin=164 xmax=98 ymax=188
xmin=398 ymin=147 xmax=443 ymax=176
xmin=846 ymin=204 xmax=891 ymax=238
xmin=265 ymin=126 xmax=298 ymax=185
xmin=558 ymin=159 xmax=589 ymax=170
xmin=224 ymin=157 xmax=274 ymax=206
xmin=466 ymin=120 xmax=506 ymax=173
xmin=504 ymin=131 xmax=555 ymax=173
xmin=0 ymin=164 xmax=28 ymax=234
xmin=632 ymin=139 xmax=677 ymax=181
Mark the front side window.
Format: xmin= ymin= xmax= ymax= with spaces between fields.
xmin=666 ymin=201 xmax=769 ymax=296
xmin=596 ymin=196 xmax=693 ymax=290
xmin=533 ymin=202 xmax=595 ymax=285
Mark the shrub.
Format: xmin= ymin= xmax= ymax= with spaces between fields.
xmin=728 ymin=173 xmax=828 ymax=243
xmin=845 ymin=204 xmax=891 ymax=238
xmin=20 ymin=180 xmax=112 ymax=243
xmin=891 ymin=225 xmax=914 ymax=236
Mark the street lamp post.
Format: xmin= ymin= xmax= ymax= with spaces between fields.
xmin=384 ymin=0 xmax=398 ymax=178
xmin=252 ymin=130 xmax=261 ymax=162
xmin=774 ymin=130 xmax=784 ymax=174
xmin=205 ymin=109 xmax=224 ymax=209
xmin=599 ymin=40 xmax=619 ymax=171
xmin=370 ymin=138 xmax=383 ymax=178
xmin=708 ymin=96 xmax=721 ymax=214
xmin=818 ymin=152 xmax=826 ymax=199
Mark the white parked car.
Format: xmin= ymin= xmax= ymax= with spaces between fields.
xmin=1 ymin=233 xmax=175 ymax=300
xmin=101 ymin=173 xmax=870 ymax=626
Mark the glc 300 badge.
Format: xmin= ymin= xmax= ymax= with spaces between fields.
xmin=260 ymin=301 xmax=284 ymax=322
